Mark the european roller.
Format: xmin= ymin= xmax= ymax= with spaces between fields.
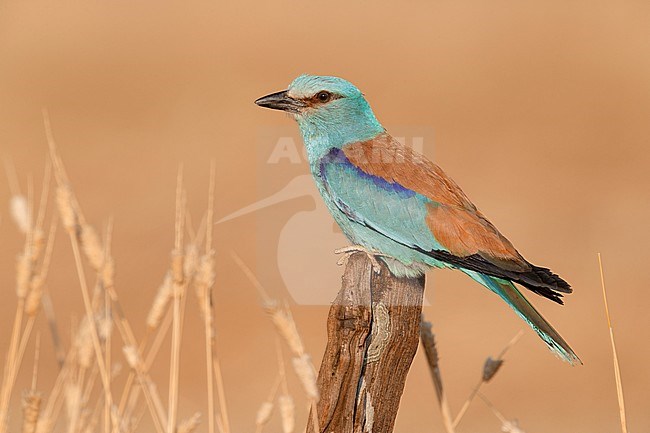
xmin=255 ymin=74 xmax=579 ymax=364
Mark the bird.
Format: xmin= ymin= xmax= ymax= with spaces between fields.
xmin=255 ymin=74 xmax=579 ymax=364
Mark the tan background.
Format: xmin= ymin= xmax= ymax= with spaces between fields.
xmin=1 ymin=1 xmax=650 ymax=432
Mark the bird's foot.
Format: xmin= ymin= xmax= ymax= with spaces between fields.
xmin=334 ymin=245 xmax=386 ymax=273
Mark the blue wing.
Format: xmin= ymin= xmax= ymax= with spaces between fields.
xmin=318 ymin=148 xmax=447 ymax=254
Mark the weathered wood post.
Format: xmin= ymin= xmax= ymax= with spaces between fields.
xmin=306 ymin=252 xmax=426 ymax=433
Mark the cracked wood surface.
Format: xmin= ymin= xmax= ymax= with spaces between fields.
xmin=307 ymin=253 xmax=425 ymax=433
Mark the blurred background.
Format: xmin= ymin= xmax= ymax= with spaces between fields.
xmin=1 ymin=1 xmax=649 ymax=432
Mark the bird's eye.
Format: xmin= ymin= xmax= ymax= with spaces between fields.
xmin=316 ymin=91 xmax=331 ymax=103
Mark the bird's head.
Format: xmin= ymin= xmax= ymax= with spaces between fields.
xmin=255 ymin=75 xmax=384 ymax=150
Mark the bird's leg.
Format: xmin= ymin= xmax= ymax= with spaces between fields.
xmin=334 ymin=245 xmax=386 ymax=273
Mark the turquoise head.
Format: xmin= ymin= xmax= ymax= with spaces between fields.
xmin=256 ymin=75 xmax=384 ymax=160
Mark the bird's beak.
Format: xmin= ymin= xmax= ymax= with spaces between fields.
xmin=255 ymin=90 xmax=306 ymax=114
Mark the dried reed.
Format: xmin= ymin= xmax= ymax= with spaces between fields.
xmin=598 ymin=253 xmax=628 ymax=433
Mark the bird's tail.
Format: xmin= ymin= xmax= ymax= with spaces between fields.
xmin=464 ymin=271 xmax=581 ymax=365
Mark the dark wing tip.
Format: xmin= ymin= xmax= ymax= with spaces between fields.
xmin=527 ymin=264 xmax=572 ymax=294
xmin=418 ymin=248 xmax=573 ymax=304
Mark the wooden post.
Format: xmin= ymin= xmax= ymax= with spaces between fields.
xmin=307 ymin=252 xmax=425 ymax=433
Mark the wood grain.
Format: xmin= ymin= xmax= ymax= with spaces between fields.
xmin=307 ymin=252 xmax=425 ymax=433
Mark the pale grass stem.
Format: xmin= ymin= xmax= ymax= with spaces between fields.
xmin=1 ymin=116 xmax=286 ymax=433
xmin=276 ymin=341 xmax=295 ymax=433
xmin=45 ymin=114 xmax=123 ymax=433
xmin=597 ymin=253 xmax=628 ymax=433
xmin=0 ymin=167 xmax=51 ymax=433
xmin=11 ymin=220 xmax=58 ymax=418
xmin=21 ymin=334 xmax=42 ymax=433
xmin=56 ymin=188 xmax=116 ymax=431
xmin=195 ymin=160 xmax=229 ymax=433
xmin=168 ymin=166 xmax=187 ymax=433
xmin=477 ymin=392 xmax=526 ymax=433
xmin=103 ymin=221 xmax=114 ymax=433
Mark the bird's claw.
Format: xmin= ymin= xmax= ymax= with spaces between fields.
xmin=334 ymin=245 xmax=384 ymax=273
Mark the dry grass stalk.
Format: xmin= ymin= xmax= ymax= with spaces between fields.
xmin=118 ymin=275 xmax=176 ymax=428
xmin=64 ymin=383 xmax=82 ymax=433
xmin=276 ymin=343 xmax=294 ymax=433
xmin=597 ymin=253 xmax=628 ymax=433
xmin=22 ymin=335 xmax=42 ymax=433
xmin=102 ymin=250 xmax=112 ymax=433
xmin=13 ymin=220 xmax=57 ymax=398
xmin=194 ymin=253 xmax=218 ymax=433
xmin=278 ymin=395 xmax=295 ymax=433
xmin=47 ymin=122 xmax=171 ymax=433
xmin=452 ymin=330 xmax=524 ymax=428
xmin=232 ymin=252 xmax=320 ymax=431
xmin=0 ymin=170 xmax=53 ymax=433
xmin=6 ymin=122 xmax=238 ymax=433
xmin=117 ymin=268 xmax=175 ymax=427
xmin=420 ymin=318 xmax=456 ymax=433
xmin=45 ymin=115 xmax=121 ymax=433
xmin=211 ymin=358 xmax=231 ymax=433
xmin=119 ymin=333 xmax=168 ymax=432
xmin=168 ymin=166 xmax=187 ymax=433
xmin=477 ymin=392 xmax=526 ymax=433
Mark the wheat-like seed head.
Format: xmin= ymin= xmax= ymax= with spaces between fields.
xmin=97 ymin=312 xmax=113 ymax=342
xmin=483 ymin=357 xmax=504 ymax=383
xmin=55 ymin=186 xmax=77 ymax=233
xmin=34 ymin=417 xmax=52 ymax=433
xmin=291 ymin=355 xmax=318 ymax=400
xmin=501 ymin=420 xmax=526 ymax=433
xmin=184 ymin=244 xmax=199 ymax=278
xmin=30 ymin=229 xmax=45 ymax=262
xmin=122 ymin=345 xmax=143 ymax=371
xmin=177 ymin=413 xmax=202 ymax=433
xmin=10 ymin=195 xmax=30 ymax=234
xmin=171 ymin=250 xmax=185 ymax=286
xmin=21 ymin=391 xmax=42 ymax=433
xmin=102 ymin=256 xmax=115 ymax=290
xmin=24 ymin=275 xmax=45 ymax=317
xmin=147 ymin=273 xmax=173 ymax=330
xmin=266 ymin=303 xmax=305 ymax=356
xmin=255 ymin=401 xmax=274 ymax=427
xmin=80 ymin=225 xmax=104 ymax=272
xmin=16 ymin=250 xmax=33 ymax=299
xmin=74 ymin=317 xmax=94 ymax=369
xmin=193 ymin=254 xmax=215 ymax=319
